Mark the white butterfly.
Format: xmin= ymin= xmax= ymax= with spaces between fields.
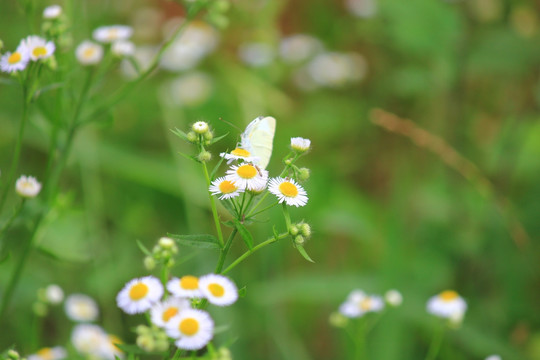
xmin=240 ymin=116 xmax=276 ymax=170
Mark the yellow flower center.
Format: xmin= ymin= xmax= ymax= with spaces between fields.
xmin=129 ymin=283 xmax=149 ymax=300
xmin=109 ymin=335 xmax=123 ymax=351
xmin=83 ymin=47 xmax=96 ymax=58
xmin=279 ymin=181 xmax=298 ymax=197
xmin=237 ymin=164 xmax=257 ymax=179
xmin=180 ymin=275 xmax=199 ymax=290
xmin=179 ymin=318 xmax=199 ymax=336
xmin=32 ymin=46 xmax=47 ymax=58
xmin=37 ymin=348 xmax=53 ymax=360
xmin=440 ymin=290 xmax=458 ymax=302
xmin=8 ymin=52 xmax=21 ymax=64
xmin=359 ymin=298 xmax=372 ymax=311
xmin=208 ymin=283 xmax=225 ymax=297
xmin=162 ymin=306 xmax=179 ymax=322
xmin=231 ymin=148 xmax=251 ymax=157
xmin=219 ymin=180 xmax=237 ymax=194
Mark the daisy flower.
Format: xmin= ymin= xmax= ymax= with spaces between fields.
xmin=151 ymin=297 xmax=191 ymax=328
xmin=166 ymin=309 xmax=214 ymax=350
xmin=65 ymin=294 xmax=99 ymax=322
xmin=0 ymin=46 xmax=30 ymax=73
xmin=111 ymin=40 xmax=135 ymax=57
xmin=220 ymin=148 xmax=259 ymax=164
xmin=167 ymin=275 xmax=203 ymax=298
xmin=339 ymin=291 xmax=384 ymax=318
xmin=75 ymin=41 xmax=104 ymax=66
xmin=209 ymin=177 xmax=243 ymax=200
xmin=384 ymin=289 xmax=403 ymax=307
xmin=485 ymin=356 xmax=502 ymax=360
xmin=192 ymin=121 xmax=209 ymax=134
xmin=28 ymin=346 xmax=67 ymax=360
xmin=15 ymin=175 xmax=41 ymax=198
xmin=225 ymin=164 xmax=268 ymax=191
xmin=238 ymin=42 xmax=275 ymax=68
xmin=116 ymin=276 xmax=163 ymax=314
xmin=268 ymin=177 xmax=308 ymax=207
xmin=290 ymin=137 xmax=311 ymax=152
xmin=45 ymin=284 xmax=64 ymax=305
xmin=43 ymin=5 xmax=62 ymax=19
xmin=71 ymin=324 xmax=111 ymax=358
xmin=103 ymin=334 xmax=124 ymax=360
xmin=199 ymin=274 xmax=238 ymax=307
xmin=279 ymin=34 xmax=322 ymax=64
xmin=21 ymin=35 xmax=55 ymax=61
xmin=426 ymin=290 xmax=467 ymax=320
xmin=93 ymin=25 xmax=133 ymax=43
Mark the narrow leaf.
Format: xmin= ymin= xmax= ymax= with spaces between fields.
xmin=177 ymin=151 xmax=199 ymax=163
xmin=210 ymin=132 xmax=228 ymax=144
xmin=234 ymin=220 xmax=253 ymax=250
xmin=221 ymin=220 xmax=235 ymax=228
xmin=238 ymin=286 xmax=247 ymax=297
xmin=210 ymin=153 xmax=226 ymax=180
xmin=296 ymin=245 xmax=315 ymax=263
xmin=273 ymin=226 xmax=280 ymax=241
xmin=168 ymin=233 xmax=221 ymax=250
xmin=170 ymin=127 xmax=189 ymax=141
xmin=136 ymin=239 xmax=152 ymax=256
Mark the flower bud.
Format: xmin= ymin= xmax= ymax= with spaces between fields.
xmin=158 ymin=237 xmax=175 ymax=249
xmin=45 ymin=284 xmax=64 ymax=304
xmin=136 ymin=334 xmax=155 ymax=352
xmin=7 ymin=349 xmax=20 ymax=360
xmin=32 ymin=302 xmax=48 ymax=317
xmin=289 ymin=225 xmax=299 ymax=236
xmin=212 ymin=0 xmax=230 ymax=13
xmin=204 ymin=130 xmax=214 ymax=141
xmin=187 ymin=131 xmax=198 ymax=143
xmin=154 ymin=339 xmax=169 ymax=352
xmin=294 ymin=235 xmax=305 ymax=245
xmin=144 ymin=256 xmax=156 ymax=270
xmin=284 ymin=159 xmax=292 ymax=166
xmin=329 ymin=312 xmax=348 ymax=328
xmin=192 ymin=121 xmax=209 ymax=134
xmin=198 ymin=150 xmax=212 ymax=162
xmin=298 ymin=167 xmax=310 ymax=181
xmin=384 ymin=289 xmax=402 ymax=307
xmin=300 ymin=222 xmax=311 ymax=238
xmin=136 ymin=325 xmax=150 ymax=335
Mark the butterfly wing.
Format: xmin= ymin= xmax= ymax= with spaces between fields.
xmin=241 ymin=116 xmax=276 ymax=169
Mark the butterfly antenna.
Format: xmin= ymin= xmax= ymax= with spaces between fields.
xmin=218 ymin=117 xmax=241 ymax=132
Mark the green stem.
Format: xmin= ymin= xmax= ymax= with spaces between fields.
xmin=246 ymin=200 xmax=279 ymax=219
xmin=245 ymin=192 xmax=270 ymax=217
xmin=282 ymin=203 xmax=292 ymax=230
xmin=221 ymin=233 xmax=288 ymax=275
xmin=0 ymin=87 xmax=30 ymax=215
xmin=215 ymin=228 xmax=237 ymax=273
xmin=202 ymin=161 xmax=224 ymax=247
xmin=425 ymin=324 xmax=445 ymax=360
xmin=0 ymin=199 xmax=25 ymax=239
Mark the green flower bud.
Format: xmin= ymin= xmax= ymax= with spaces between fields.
xmin=136 ymin=334 xmax=155 ymax=352
xmin=198 ymin=150 xmax=212 ymax=162
xmin=298 ymin=167 xmax=310 ymax=181
xmin=289 ymin=225 xmax=299 ymax=236
xmin=284 ymin=159 xmax=292 ymax=165
xmin=329 ymin=312 xmax=348 ymax=328
xmin=207 ymin=13 xmax=229 ymax=30
xmin=158 ymin=237 xmax=175 ymax=249
xmin=0 ymin=39 xmax=4 ymax=52
xmin=144 ymin=256 xmax=156 ymax=270
xmin=136 ymin=325 xmax=151 ymax=335
xmin=155 ymin=339 xmax=169 ymax=352
xmin=212 ymin=0 xmax=230 ymax=13
xmin=7 ymin=349 xmax=20 ymax=360
xmin=300 ymin=222 xmax=311 ymax=238
xmin=294 ymin=235 xmax=305 ymax=245
xmin=192 ymin=121 xmax=209 ymax=134
xmin=32 ymin=302 xmax=48 ymax=317
xmin=204 ymin=130 xmax=214 ymax=141
xmin=187 ymin=131 xmax=198 ymax=143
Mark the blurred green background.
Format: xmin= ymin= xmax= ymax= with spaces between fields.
xmin=1 ymin=0 xmax=539 ymax=359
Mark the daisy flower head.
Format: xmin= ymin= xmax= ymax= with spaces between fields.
xmin=45 ymin=284 xmax=64 ymax=305
xmin=151 ymin=297 xmax=191 ymax=328
xmin=166 ymin=308 xmax=214 ymax=350
xmin=485 ymin=356 xmax=502 ymax=360
xmin=15 ymin=175 xmax=41 ymax=198
xmin=220 ymin=148 xmax=259 ymax=165
xmin=0 ymin=46 xmax=30 ymax=73
xmin=209 ymin=177 xmax=243 ymax=200
xmin=28 ymin=346 xmax=67 ymax=360
xmin=21 ymin=35 xmax=55 ymax=61
xmin=199 ymin=274 xmax=238 ymax=307
xmin=71 ymin=324 xmax=110 ymax=358
xmin=93 ymin=25 xmax=133 ymax=43
xmin=268 ymin=177 xmax=308 ymax=207
xmin=43 ymin=5 xmax=62 ymax=19
xmin=192 ymin=121 xmax=209 ymax=134
xmin=225 ymin=163 xmax=268 ymax=191
xmin=76 ymin=41 xmax=104 ymax=66
xmin=426 ymin=290 xmax=467 ymax=320
xmin=111 ymin=40 xmax=135 ymax=57
xmin=116 ymin=276 xmax=163 ymax=314
xmin=290 ymin=137 xmax=311 ymax=152
xmin=339 ymin=292 xmax=384 ymax=318
xmin=65 ymin=294 xmax=99 ymax=322
xmin=384 ymin=289 xmax=403 ymax=307
xmin=167 ymin=275 xmax=203 ymax=298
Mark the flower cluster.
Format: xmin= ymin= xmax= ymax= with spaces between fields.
xmin=116 ymin=274 xmax=238 ymax=350
xmin=0 ymin=35 xmax=55 ymax=74
xmin=76 ymin=25 xmax=134 ymax=66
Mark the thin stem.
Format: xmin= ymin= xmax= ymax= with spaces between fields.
xmin=172 ymin=349 xmax=182 ymax=360
xmin=245 ymin=192 xmax=270 ymax=217
xmin=0 ymin=86 xmax=30 ymax=215
xmin=425 ymin=323 xmax=445 ymax=360
xmin=246 ymin=200 xmax=279 ymax=219
xmin=214 ymin=228 xmax=237 ymax=274
xmin=221 ymin=233 xmax=288 ymax=275
xmin=282 ymin=203 xmax=292 ymax=230
xmin=202 ymin=161 xmax=224 ymax=247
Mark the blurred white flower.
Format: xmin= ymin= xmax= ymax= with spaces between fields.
xmin=238 ymin=42 xmax=275 ymax=67
xmin=27 ymin=346 xmax=67 ymax=360
xmin=0 ymin=45 xmax=30 ymax=73
xmin=75 ymin=41 xmax=103 ymax=66
xmin=45 ymin=284 xmax=64 ymax=305
xmin=71 ymin=324 xmax=112 ymax=359
xmin=339 ymin=290 xmax=384 ymax=318
xmin=120 ymin=45 xmax=158 ymax=78
xmin=21 ymin=35 xmax=55 ymax=61
xmin=345 ymin=0 xmax=378 ymax=18
xmin=93 ymin=25 xmax=133 ymax=43
xmin=161 ymin=72 xmax=213 ymax=107
xmin=65 ymin=294 xmax=99 ymax=322
xmin=426 ymin=290 xmax=467 ymax=322
xmin=111 ymin=40 xmax=135 ymax=57
xmin=307 ymin=52 xmax=367 ymax=88
xmin=279 ymin=34 xmax=323 ymax=64
xmin=43 ymin=5 xmax=62 ymax=19
xmin=485 ymin=355 xmax=502 ymax=360
xmin=384 ymin=289 xmax=403 ymax=306
xmin=15 ymin=175 xmax=41 ymax=198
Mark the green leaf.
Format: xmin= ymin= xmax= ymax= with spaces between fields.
xmin=220 ymin=199 xmax=237 ymax=216
xmin=296 ymin=245 xmax=315 ymax=263
xmin=221 ymin=220 xmax=235 ymax=228
xmin=273 ymin=225 xmax=280 ymax=241
xmin=210 ymin=132 xmax=228 ymax=145
xmin=0 ymin=251 xmax=11 ymax=265
xmin=234 ymin=220 xmax=253 ymax=250
xmin=177 ymin=151 xmax=199 ymax=163
xmin=238 ymin=286 xmax=247 ymax=297
xmin=136 ymin=239 xmax=152 ymax=256
xmin=168 ymin=233 xmax=221 ymax=250
xmin=170 ymin=127 xmax=189 ymax=141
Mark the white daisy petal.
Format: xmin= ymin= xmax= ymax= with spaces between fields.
xmin=166 ymin=309 xmax=214 ymax=350
xmin=268 ymin=177 xmax=308 ymax=207
xmin=426 ymin=290 xmax=467 ymax=320
xmin=290 ymin=137 xmax=311 ymax=152
xmin=209 ymin=177 xmax=243 ymax=200
xmin=0 ymin=48 xmax=30 ymax=73
xmin=116 ymin=276 xmax=163 ymax=314
xmin=15 ymin=175 xmax=41 ymax=198
xmin=21 ymin=35 xmax=55 ymax=61
xmin=150 ymin=297 xmax=191 ymax=328
xmin=198 ymin=274 xmax=238 ymax=307
xmin=225 ymin=164 xmax=268 ymax=191
xmin=76 ymin=41 xmax=104 ymax=65
xmin=28 ymin=346 xmax=67 ymax=360
xmin=167 ymin=275 xmax=203 ymax=298
xmin=65 ymin=294 xmax=99 ymax=322
xmin=93 ymin=25 xmax=133 ymax=43
xmin=43 ymin=5 xmax=62 ymax=19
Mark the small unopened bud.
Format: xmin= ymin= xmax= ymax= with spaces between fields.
xmin=298 ymin=167 xmax=310 ymax=181
xmin=45 ymin=284 xmax=64 ymax=304
xmin=192 ymin=121 xmax=209 ymax=134
xmin=290 ymin=137 xmax=311 ymax=152
xmin=198 ymin=150 xmax=212 ymax=162
xmin=136 ymin=325 xmax=150 ymax=335
xmin=294 ymin=235 xmax=305 ymax=245
xmin=158 ymin=237 xmax=174 ymax=249
xmin=187 ymin=131 xmax=197 ymax=143
xmin=217 ymin=347 xmax=232 ymax=360
xmin=144 ymin=256 xmax=156 ymax=270
xmin=212 ymin=0 xmax=230 ymax=13
xmin=329 ymin=312 xmax=348 ymax=328
xmin=300 ymin=222 xmax=311 ymax=238
xmin=136 ymin=334 xmax=155 ymax=352
xmin=204 ymin=130 xmax=214 ymax=141
xmin=384 ymin=289 xmax=402 ymax=307
xmin=0 ymin=39 xmax=5 ymax=51
xmin=289 ymin=225 xmax=299 ymax=236
xmin=7 ymin=349 xmax=20 ymax=360
xmin=284 ymin=159 xmax=292 ymax=165
xmin=154 ymin=339 xmax=169 ymax=352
